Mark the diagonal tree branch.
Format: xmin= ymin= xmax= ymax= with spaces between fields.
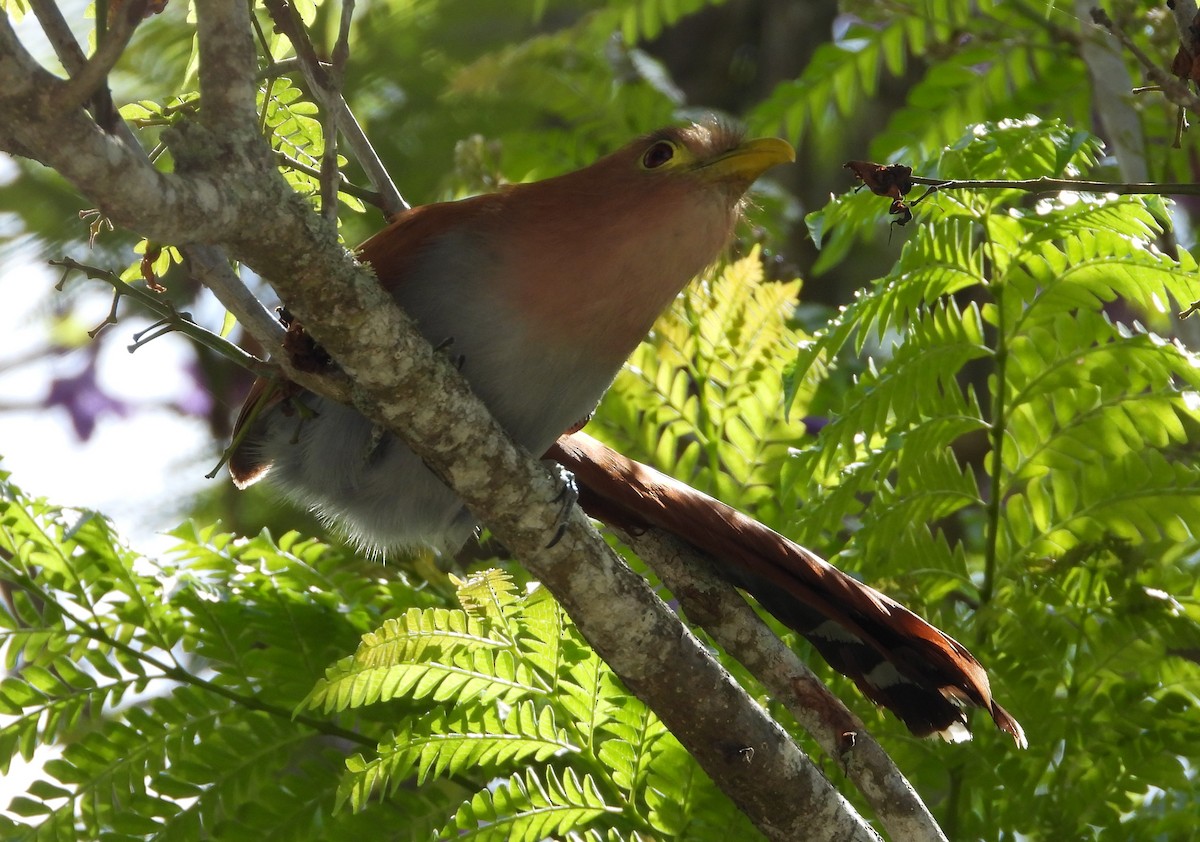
xmin=27 ymin=0 xmax=118 ymax=130
xmin=4 ymin=1 xmax=885 ymax=838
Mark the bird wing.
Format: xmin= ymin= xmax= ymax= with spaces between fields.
xmin=228 ymin=375 xmax=279 ymax=488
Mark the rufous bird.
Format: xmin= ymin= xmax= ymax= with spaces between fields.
xmin=230 ymin=121 xmax=1023 ymax=745
xmin=230 ymin=122 xmax=793 ymax=548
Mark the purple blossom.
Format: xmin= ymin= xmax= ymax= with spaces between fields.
xmin=44 ymin=353 xmax=131 ymax=441
xmin=171 ymin=358 xmax=215 ymax=418
xmin=801 ymin=416 xmax=828 ymax=437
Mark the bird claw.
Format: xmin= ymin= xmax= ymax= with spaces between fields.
xmin=433 ymin=336 xmax=466 ymax=370
xmin=544 ymin=461 xmax=578 ymax=548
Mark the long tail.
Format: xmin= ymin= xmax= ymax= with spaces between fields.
xmin=547 ymin=432 xmax=1025 ymax=747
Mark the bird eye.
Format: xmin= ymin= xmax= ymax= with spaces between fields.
xmin=641 ymin=141 xmax=676 ymax=169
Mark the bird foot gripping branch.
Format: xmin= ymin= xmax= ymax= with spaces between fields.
xmin=543 ymin=462 xmax=579 ymax=549
xmin=230 ymin=122 xmax=1024 ymax=745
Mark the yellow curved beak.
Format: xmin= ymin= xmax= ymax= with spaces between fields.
xmin=699 ymin=136 xmax=795 ymax=183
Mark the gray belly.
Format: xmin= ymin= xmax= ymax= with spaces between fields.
xmin=257 ymin=319 xmax=618 ymax=552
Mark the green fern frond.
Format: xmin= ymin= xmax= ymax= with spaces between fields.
xmin=1021 ymin=194 xmax=1166 ymax=244
xmin=804 ymin=299 xmax=989 ymax=479
xmin=358 ymin=607 xmax=499 ymax=669
xmin=790 ymin=118 xmax=1200 ymax=623
xmin=511 ymin=586 xmax=574 ymax=684
xmin=852 ymin=445 xmax=982 ymax=565
xmin=455 ymin=567 xmax=523 ymax=624
xmin=1006 ymin=228 xmax=1198 ymax=332
xmin=555 ymin=648 xmax=626 ymax=750
xmin=443 ymin=767 xmax=619 ymax=842
xmin=600 ymin=251 xmax=810 ymax=524
xmin=260 ymin=76 xmax=324 ymax=191
xmin=873 ymin=46 xmax=1082 ymax=161
xmin=338 ymin=701 xmax=577 ymax=811
xmin=752 ymin=11 xmax=956 ymax=150
xmin=7 ymin=690 xmax=315 ymax=841
xmin=789 ymin=216 xmax=986 ymax=408
xmin=1007 ymin=450 xmax=1200 ymax=558
xmin=596 ymin=0 xmax=720 ymax=44
xmin=305 ymin=643 xmax=542 ymax=714
xmin=596 ymin=701 xmax=669 ymax=794
xmin=1008 ymin=385 xmax=1195 ymax=482
xmin=935 ymin=117 xmax=1103 ymax=182
xmin=0 ymin=669 xmax=149 ymax=776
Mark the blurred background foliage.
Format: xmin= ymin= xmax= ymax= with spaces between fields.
xmin=3 ymin=0 xmax=1200 ymax=838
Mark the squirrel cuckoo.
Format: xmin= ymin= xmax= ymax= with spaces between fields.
xmin=230 ymin=122 xmax=1023 ymax=745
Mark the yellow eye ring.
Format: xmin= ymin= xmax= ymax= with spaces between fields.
xmin=641 ymin=140 xmax=676 ymax=169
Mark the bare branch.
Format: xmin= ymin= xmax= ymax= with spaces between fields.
xmin=1090 ymin=6 xmax=1200 ymax=116
xmin=180 ymin=245 xmax=286 ymax=353
xmin=27 ymin=0 xmax=120 ymax=131
xmin=276 ymin=150 xmax=385 ymax=206
xmin=318 ymin=0 xmax=356 ymax=222
xmin=909 ymin=173 xmax=1200 ymax=197
xmin=27 ymin=0 xmax=88 ymax=72
xmin=56 ymin=0 xmax=151 ymax=115
xmin=261 ymin=0 xmax=408 ymax=216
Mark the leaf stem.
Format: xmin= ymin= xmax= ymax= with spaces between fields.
xmin=910 ymin=174 xmax=1200 ymax=201
xmin=51 ymin=257 xmax=274 ymax=377
xmin=276 ymin=150 xmax=385 ymax=206
xmin=981 ymin=225 xmax=1007 ymax=604
xmin=0 ymin=560 xmax=377 ymax=748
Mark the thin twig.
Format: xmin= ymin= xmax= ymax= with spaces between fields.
xmin=27 ymin=0 xmax=87 ymax=72
xmin=1090 ymin=6 xmax=1200 ymax=116
xmin=51 ymin=257 xmax=273 ymax=376
xmin=182 ymin=245 xmax=288 ymax=356
xmin=318 ymin=0 xmax=356 ymax=222
xmin=276 ymin=150 xmax=384 ymax=206
xmin=56 ymin=0 xmax=150 ymax=114
xmin=261 ymin=0 xmax=408 ymax=216
xmin=28 ymin=0 xmax=120 ymax=131
xmin=320 ymin=106 xmax=339 ymax=223
xmin=909 ymin=173 xmax=1200 ymax=207
xmin=332 ymin=0 xmax=354 ymax=75
xmin=260 ymin=57 xmax=308 ymax=80
xmin=27 ymin=0 xmax=145 ymax=151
